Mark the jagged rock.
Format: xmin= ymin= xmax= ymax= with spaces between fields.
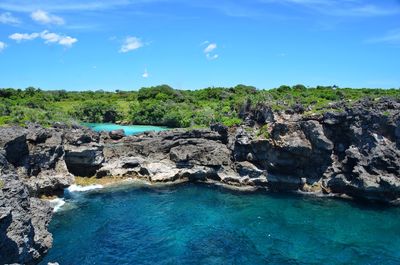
xmin=291 ymin=103 xmax=305 ymax=114
xmin=300 ymin=120 xmax=333 ymax=151
xmin=64 ymin=145 xmax=104 ymax=176
xmin=248 ymin=104 xmax=275 ymax=124
xmin=210 ymin=123 xmax=229 ymax=143
xmin=169 ymin=140 xmax=231 ymax=167
xmin=322 ymin=111 xmax=347 ymax=125
xmin=0 ymin=173 xmax=52 ymax=265
xmin=25 ymin=145 xmax=65 ymax=176
xmin=121 ymin=158 xmax=140 ymax=168
xmin=234 ymin=122 xmax=331 ymax=179
xmin=109 ymin=129 xmax=125 ymax=140
xmin=235 ymin=161 xmax=267 ymax=179
xmin=25 ymin=170 xmax=74 ymax=196
xmin=26 ymin=127 xmax=51 ymax=144
xmin=64 ymin=126 xmax=100 ymax=146
xmin=139 ymin=161 xmax=181 ymax=182
xmin=96 ymin=157 xmax=144 ymax=178
xmin=0 ymin=150 xmax=11 ymax=175
xmin=0 ymin=127 xmax=29 ymax=166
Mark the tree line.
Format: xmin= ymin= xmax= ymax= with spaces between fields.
xmin=0 ymin=85 xmax=399 ymax=127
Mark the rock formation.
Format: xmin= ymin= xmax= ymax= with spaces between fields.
xmin=0 ymin=153 xmax=52 ymax=265
xmin=0 ymin=97 xmax=399 ymax=263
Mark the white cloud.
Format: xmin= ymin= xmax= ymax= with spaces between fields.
xmin=204 ymin=43 xmax=217 ymax=53
xmin=40 ymin=31 xmax=61 ymax=43
xmin=9 ymin=32 xmax=40 ymax=42
xmin=0 ymin=41 xmax=6 ymax=52
xmin=202 ymin=41 xmax=219 ymax=60
xmin=58 ymin=36 xmax=78 ymax=46
xmin=142 ymin=68 xmax=149 ymax=78
xmin=119 ymin=37 xmax=144 ymax=53
xmin=31 ymin=9 xmax=65 ymax=25
xmin=0 ymin=12 xmax=20 ymax=25
xmin=9 ymin=30 xmax=78 ymax=47
xmin=206 ymin=53 xmax=219 ymax=60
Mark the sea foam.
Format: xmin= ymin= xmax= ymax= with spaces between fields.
xmin=49 ymin=198 xmax=66 ymax=212
xmin=67 ymin=184 xmax=104 ymax=192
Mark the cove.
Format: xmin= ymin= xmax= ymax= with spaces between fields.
xmin=83 ymin=123 xmax=167 ymax=135
xmin=40 ymin=184 xmax=400 ymax=265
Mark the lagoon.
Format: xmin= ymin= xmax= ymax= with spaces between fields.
xmin=40 ymin=184 xmax=400 ymax=265
xmin=83 ymin=123 xmax=167 ymax=135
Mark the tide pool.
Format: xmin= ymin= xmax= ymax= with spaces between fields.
xmin=83 ymin=123 xmax=167 ymax=135
xmin=40 ymin=184 xmax=400 ymax=265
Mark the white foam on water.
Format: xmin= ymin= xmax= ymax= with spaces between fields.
xmin=49 ymin=198 xmax=66 ymax=213
xmin=67 ymin=184 xmax=104 ymax=192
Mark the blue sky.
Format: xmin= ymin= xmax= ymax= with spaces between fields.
xmin=0 ymin=0 xmax=399 ymax=91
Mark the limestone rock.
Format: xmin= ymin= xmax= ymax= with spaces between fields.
xmin=109 ymin=129 xmax=125 ymax=140
xmin=65 ymin=145 xmax=104 ymax=176
xmin=0 ymin=173 xmax=52 ymax=265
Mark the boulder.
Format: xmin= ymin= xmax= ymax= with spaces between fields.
xmin=64 ymin=145 xmax=104 ymax=176
xmin=109 ymin=129 xmax=125 ymax=140
xmin=0 ymin=127 xmax=29 ymax=166
xmin=25 ymin=124 xmax=52 ymax=144
xmin=64 ymin=126 xmax=100 ymax=146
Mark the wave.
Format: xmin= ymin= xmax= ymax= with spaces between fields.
xmin=49 ymin=198 xmax=66 ymax=212
xmin=67 ymin=184 xmax=104 ymax=192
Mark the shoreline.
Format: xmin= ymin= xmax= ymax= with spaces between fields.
xmin=47 ymin=175 xmax=396 ymax=215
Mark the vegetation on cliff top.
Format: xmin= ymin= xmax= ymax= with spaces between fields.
xmin=0 ymin=85 xmax=399 ymax=128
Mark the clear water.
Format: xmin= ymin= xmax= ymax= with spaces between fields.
xmin=40 ymin=184 xmax=400 ymax=265
xmin=83 ymin=123 xmax=167 ymax=135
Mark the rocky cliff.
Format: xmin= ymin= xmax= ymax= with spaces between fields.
xmin=0 ymin=98 xmax=399 ymax=264
xmin=0 ymin=152 xmax=52 ymax=265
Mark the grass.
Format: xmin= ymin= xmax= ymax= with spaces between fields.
xmin=257 ymin=124 xmax=271 ymax=139
xmin=0 ymin=179 xmax=4 ymax=189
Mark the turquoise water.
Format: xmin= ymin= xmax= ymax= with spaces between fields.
xmin=41 ymin=184 xmax=400 ymax=265
xmin=83 ymin=123 xmax=167 ymax=135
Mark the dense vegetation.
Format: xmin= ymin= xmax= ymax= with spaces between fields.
xmin=0 ymin=85 xmax=399 ymax=128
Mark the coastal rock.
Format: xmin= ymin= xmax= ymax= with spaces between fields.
xmin=25 ymin=170 xmax=74 ymax=196
xmin=300 ymin=120 xmax=333 ymax=151
xmin=233 ymin=121 xmax=332 ymax=181
xmin=64 ymin=145 xmax=104 ymax=177
xmin=243 ymin=104 xmax=275 ymax=124
xmin=64 ymin=126 xmax=100 ymax=146
xmin=26 ymin=127 xmax=51 ymax=144
xmin=169 ymin=140 xmax=231 ymax=167
xmin=0 ymin=127 xmax=29 ymax=166
xmin=0 ymin=173 xmax=52 ymax=265
xmin=109 ymin=129 xmax=125 ymax=140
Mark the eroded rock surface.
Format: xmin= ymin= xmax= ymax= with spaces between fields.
xmin=0 ymin=98 xmax=400 ymax=264
xmin=0 ymin=153 xmax=52 ymax=265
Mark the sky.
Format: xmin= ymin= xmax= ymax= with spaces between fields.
xmin=0 ymin=0 xmax=399 ymax=91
